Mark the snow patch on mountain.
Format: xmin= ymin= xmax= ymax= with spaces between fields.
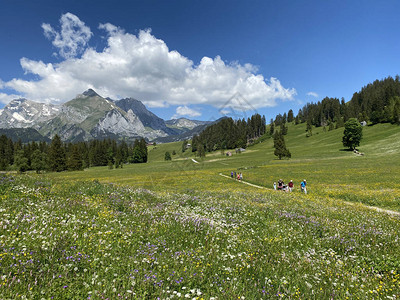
xmin=12 ymin=112 xmax=30 ymax=123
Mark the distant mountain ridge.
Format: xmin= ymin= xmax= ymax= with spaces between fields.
xmin=154 ymin=117 xmax=223 ymax=143
xmin=0 ymin=89 xmax=214 ymax=142
xmin=0 ymin=128 xmax=51 ymax=143
xmin=165 ymin=118 xmax=210 ymax=130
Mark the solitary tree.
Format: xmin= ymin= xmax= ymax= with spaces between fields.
xmin=273 ymin=132 xmax=291 ymax=160
xmin=164 ymin=151 xmax=171 ymax=161
xmin=342 ymin=118 xmax=363 ymax=150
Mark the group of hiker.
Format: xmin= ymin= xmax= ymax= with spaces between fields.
xmin=231 ymin=171 xmax=243 ymax=181
xmin=229 ymin=171 xmax=308 ymax=194
xmin=274 ymin=179 xmax=307 ymax=194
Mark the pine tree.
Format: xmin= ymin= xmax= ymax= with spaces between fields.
xmin=280 ymin=122 xmax=288 ymax=135
xmin=197 ymin=144 xmax=206 ymax=158
xmin=182 ymin=140 xmax=188 ymax=153
xmin=269 ymin=119 xmax=275 ymax=135
xmin=306 ymin=120 xmax=312 ymax=137
xmin=67 ymin=144 xmax=83 ymax=171
xmin=273 ymin=132 xmax=291 ymax=160
xmin=164 ymin=151 xmax=172 ymax=161
xmin=48 ymin=134 xmax=66 ymax=172
xmin=191 ymin=135 xmax=198 ymax=152
xmin=31 ymin=149 xmax=47 ymax=174
xmin=131 ymin=138 xmax=148 ymax=163
xmin=287 ymin=109 xmax=294 ymax=122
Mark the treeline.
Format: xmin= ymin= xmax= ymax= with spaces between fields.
xmin=191 ymin=114 xmax=266 ymax=155
xmin=278 ymin=76 xmax=400 ymax=128
xmin=348 ymin=76 xmax=400 ymax=124
xmin=0 ymin=134 xmax=148 ymax=173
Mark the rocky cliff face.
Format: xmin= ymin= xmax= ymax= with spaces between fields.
xmin=91 ymin=109 xmax=146 ymax=138
xmin=115 ymin=98 xmax=177 ymax=135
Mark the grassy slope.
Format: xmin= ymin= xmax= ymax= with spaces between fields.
xmin=47 ymin=122 xmax=400 ymax=209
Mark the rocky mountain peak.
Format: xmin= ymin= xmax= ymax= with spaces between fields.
xmin=82 ymin=89 xmax=100 ymax=98
xmin=8 ymin=98 xmax=28 ymax=108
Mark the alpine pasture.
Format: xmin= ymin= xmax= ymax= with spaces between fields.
xmin=1 ymin=122 xmax=400 ymax=299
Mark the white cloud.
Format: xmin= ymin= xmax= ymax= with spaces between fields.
xmin=0 ymin=93 xmax=22 ymax=105
xmin=1 ymin=13 xmax=296 ymax=110
xmin=172 ymin=105 xmax=201 ymax=119
xmin=42 ymin=13 xmax=92 ymax=59
xmin=307 ymin=91 xmax=319 ymax=98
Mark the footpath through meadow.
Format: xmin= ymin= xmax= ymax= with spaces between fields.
xmin=219 ymin=173 xmax=400 ymax=217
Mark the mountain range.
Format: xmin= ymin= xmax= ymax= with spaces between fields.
xmin=0 ymin=89 xmax=213 ymax=142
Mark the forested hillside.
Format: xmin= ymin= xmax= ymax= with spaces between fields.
xmin=191 ymin=114 xmax=266 ymax=155
xmin=0 ymin=135 xmax=148 ymax=172
xmin=285 ymin=76 xmax=400 ymax=128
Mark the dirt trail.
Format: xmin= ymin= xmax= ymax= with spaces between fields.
xmin=219 ymin=173 xmax=268 ymax=190
xmin=218 ymin=173 xmax=400 ymax=217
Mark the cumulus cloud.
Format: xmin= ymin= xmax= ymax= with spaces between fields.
xmin=172 ymin=105 xmax=201 ymax=119
xmin=0 ymin=93 xmax=22 ymax=105
xmin=1 ymin=13 xmax=296 ymax=110
xmin=42 ymin=13 xmax=92 ymax=59
xmin=307 ymin=91 xmax=319 ymax=98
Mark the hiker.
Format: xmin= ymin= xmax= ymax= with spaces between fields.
xmin=231 ymin=171 xmax=234 ymax=178
xmin=237 ymin=173 xmax=241 ymax=181
xmin=282 ymin=180 xmax=287 ymax=192
xmin=273 ymin=182 xmax=276 ymax=190
xmin=288 ymin=180 xmax=294 ymax=192
xmin=301 ymin=179 xmax=307 ymax=194
xmin=234 ymin=171 xmax=237 ymax=180
xmin=278 ymin=179 xmax=283 ymax=191
xmin=239 ymin=173 xmax=243 ymax=181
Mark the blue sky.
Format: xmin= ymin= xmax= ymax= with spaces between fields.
xmin=1 ymin=0 xmax=400 ymax=122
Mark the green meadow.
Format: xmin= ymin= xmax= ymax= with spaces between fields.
xmin=49 ymin=122 xmax=400 ymax=210
xmin=1 ymin=122 xmax=400 ymax=299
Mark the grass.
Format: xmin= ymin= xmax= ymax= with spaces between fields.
xmin=1 ymin=122 xmax=400 ymax=299
xmin=48 ymin=122 xmax=400 ymax=210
